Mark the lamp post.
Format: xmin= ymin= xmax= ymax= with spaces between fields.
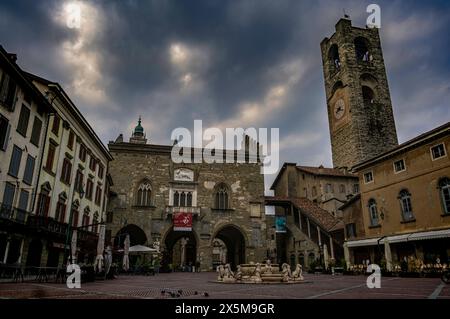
xmin=64 ymin=188 xmax=85 ymax=265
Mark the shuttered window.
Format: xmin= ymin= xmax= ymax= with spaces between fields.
xmin=18 ymin=190 xmax=29 ymax=211
xmin=2 ymin=182 xmax=16 ymax=208
xmin=8 ymin=145 xmax=22 ymax=177
xmin=23 ymin=154 xmax=35 ymax=185
xmin=16 ymin=104 xmax=30 ymax=136
xmin=0 ymin=115 xmax=10 ymax=151
xmin=0 ymin=72 xmax=17 ymax=111
xmin=30 ymin=116 xmax=42 ymax=146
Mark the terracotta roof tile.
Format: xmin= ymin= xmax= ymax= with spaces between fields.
xmin=296 ymin=165 xmax=357 ymax=178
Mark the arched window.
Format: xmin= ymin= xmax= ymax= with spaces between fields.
xmin=215 ymin=183 xmax=229 ymax=210
xmin=339 ymin=184 xmax=346 ymax=194
xmin=354 ymin=37 xmax=371 ymax=62
xmin=312 ymin=186 xmax=317 ymax=197
xmin=399 ymin=189 xmax=414 ymax=221
xmin=186 ymin=192 xmax=192 ymax=207
xmin=328 ymin=44 xmax=340 ymax=71
xmin=174 ymin=191 xmax=180 ymax=207
xmin=439 ymin=178 xmax=450 ymax=215
xmin=362 ymin=86 xmax=375 ymax=104
xmin=137 ymin=180 xmax=152 ymax=206
xmin=368 ymin=199 xmax=379 ymax=226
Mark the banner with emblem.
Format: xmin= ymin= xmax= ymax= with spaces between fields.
xmin=173 ymin=212 xmax=193 ymax=231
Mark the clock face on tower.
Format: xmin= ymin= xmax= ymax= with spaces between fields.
xmin=333 ymin=99 xmax=346 ymax=120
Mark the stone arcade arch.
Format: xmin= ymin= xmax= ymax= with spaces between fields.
xmin=212 ymin=224 xmax=246 ymax=269
xmin=114 ymin=224 xmax=148 ymax=248
xmin=161 ymin=227 xmax=197 ymax=272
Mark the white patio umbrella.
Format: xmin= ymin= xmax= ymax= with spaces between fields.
xmin=323 ymin=244 xmax=329 ymax=270
xmin=129 ymin=245 xmax=157 ymax=253
xmin=384 ymin=238 xmax=393 ymax=272
xmin=122 ymin=235 xmax=130 ymax=271
xmin=94 ymin=225 xmax=106 ymax=272
xmin=70 ymin=229 xmax=78 ymax=263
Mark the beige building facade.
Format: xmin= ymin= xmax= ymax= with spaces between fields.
xmin=344 ymin=123 xmax=450 ymax=268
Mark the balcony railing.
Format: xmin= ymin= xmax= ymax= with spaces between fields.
xmin=27 ymin=215 xmax=68 ymax=236
xmin=0 ymin=205 xmax=28 ymax=224
xmin=165 ymin=206 xmax=201 ymax=216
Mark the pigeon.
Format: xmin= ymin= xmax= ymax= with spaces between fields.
xmin=194 ymin=291 xmax=198 ymax=295
xmin=178 ymin=289 xmax=183 ymax=295
xmin=204 ymin=292 xmax=209 ymax=297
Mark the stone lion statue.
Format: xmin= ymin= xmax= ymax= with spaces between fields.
xmin=281 ymin=263 xmax=292 ymax=282
xmin=265 ymin=259 xmax=272 ymax=274
xmin=223 ymin=263 xmax=236 ymax=282
xmin=292 ymin=264 xmax=304 ymax=281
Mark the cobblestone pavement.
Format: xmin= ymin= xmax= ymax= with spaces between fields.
xmin=0 ymin=272 xmax=448 ymax=299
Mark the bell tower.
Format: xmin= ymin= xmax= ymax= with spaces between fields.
xmin=320 ymin=18 xmax=398 ymax=169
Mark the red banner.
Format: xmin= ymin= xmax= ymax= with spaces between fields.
xmin=173 ymin=212 xmax=193 ymax=231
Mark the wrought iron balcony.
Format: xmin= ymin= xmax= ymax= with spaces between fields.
xmin=27 ymin=215 xmax=68 ymax=236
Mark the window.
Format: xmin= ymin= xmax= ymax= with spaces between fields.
xmin=45 ymin=143 xmax=56 ymax=172
xmin=173 ymin=190 xmax=193 ymax=207
xmin=95 ymin=185 xmax=102 ymax=205
xmin=37 ymin=193 xmax=50 ymax=217
xmin=2 ymin=182 xmax=16 ymax=208
xmin=79 ymin=144 xmax=87 ymax=162
xmin=18 ymin=190 xmax=29 ymax=212
xmin=354 ymin=37 xmax=370 ymax=62
xmin=431 ymin=144 xmax=446 ymax=160
xmin=23 ymin=155 xmax=35 ymax=185
xmin=55 ymin=201 xmax=66 ymax=223
xmin=394 ymin=159 xmax=406 ymax=173
xmin=51 ymin=115 xmax=60 ymax=135
xmin=30 ymin=116 xmax=42 ymax=146
xmin=399 ymin=189 xmax=414 ymax=221
xmin=98 ymin=164 xmax=104 ymax=179
xmin=82 ymin=212 xmax=90 ymax=228
xmin=74 ymin=169 xmax=84 ymax=193
xmin=215 ymin=183 xmax=229 ymax=210
xmin=60 ymin=158 xmax=72 ymax=184
xmin=303 ymin=187 xmax=308 ymax=197
xmin=368 ymin=199 xmax=379 ymax=226
xmin=325 ymin=184 xmax=333 ymax=193
xmin=353 ymin=183 xmax=360 ymax=194
xmin=312 ymin=186 xmax=317 ymax=197
xmin=136 ymin=181 xmax=152 ymax=206
xmin=328 ymin=44 xmax=340 ymax=72
xmin=86 ymin=179 xmax=93 ymax=200
xmin=0 ymin=115 xmax=10 ymax=151
xmin=439 ymin=178 xmax=450 ymax=215
xmin=346 ymin=223 xmax=356 ymax=238
xmin=0 ymin=71 xmax=17 ymax=111
xmin=16 ymin=104 xmax=30 ymax=136
xmin=8 ymin=145 xmax=22 ymax=177
xmin=364 ymin=172 xmax=373 ymax=184
xmin=67 ymin=130 xmax=74 ymax=150
xmin=72 ymin=209 xmax=79 ymax=227
xmin=339 ymin=184 xmax=346 ymax=193
xmin=89 ymin=156 xmax=97 ymax=172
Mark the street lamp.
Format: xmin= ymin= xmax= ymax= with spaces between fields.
xmin=64 ymin=187 xmax=85 ymax=265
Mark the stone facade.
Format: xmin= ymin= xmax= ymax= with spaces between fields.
xmin=271 ymin=163 xmax=359 ymax=216
xmin=320 ymin=18 xmax=398 ymax=169
xmin=106 ymin=125 xmax=267 ymax=271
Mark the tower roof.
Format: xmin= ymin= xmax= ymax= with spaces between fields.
xmin=134 ymin=116 xmax=144 ymax=136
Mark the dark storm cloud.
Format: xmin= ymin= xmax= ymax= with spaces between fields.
xmin=1 ymin=0 xmax=449 ymax=188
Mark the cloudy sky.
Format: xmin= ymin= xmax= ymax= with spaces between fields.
xmin=1 ymin=0 xmax=449 ymax=189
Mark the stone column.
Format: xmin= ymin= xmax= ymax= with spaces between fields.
xmin=317 ymin=226 xmax=322 ymax=246
xmin=180 ymin=237 xmax=188 ymax=267
xmin=329 ymin=236 xmax=335 ymax=260
xmin=384 ymin=240 xmax=393 ymax=272
xmin=344 ymin=242 xmax=351 ymax=269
